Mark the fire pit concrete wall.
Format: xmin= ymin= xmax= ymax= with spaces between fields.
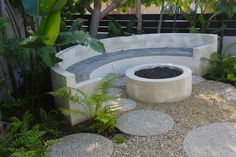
xmin=51 ymin=33 xmax=217 ymax=125
xmin=126 ymin=64 xmax=192 ymax=103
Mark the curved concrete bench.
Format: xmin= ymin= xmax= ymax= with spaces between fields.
xmin=67 ymin=47 xmax=193 ymax=82
xmin=51 ymin=33 xmax=217 ymax=125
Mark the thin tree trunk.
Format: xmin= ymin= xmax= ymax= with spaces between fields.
xmin=219 ymin=17 xmax=225 ymax=53
xmin=173 ymin=0 xmax=179 ymax=32
xmin=157 ymin=0 xmax=165 ymax=33
xmin=136 ymin=0 xmax=142 ymax=31
xmin=90 ymin=0 xmax=102 ymax=37
xmin=6 ymin=63 xmax=17 ymax=91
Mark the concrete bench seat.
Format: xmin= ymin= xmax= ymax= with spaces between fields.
xmin=67 ymin=47 xmax=193 ymax=82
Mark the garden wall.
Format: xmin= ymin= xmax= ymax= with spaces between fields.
xmin=65 ymin=14 xmax=236 ymax=55
xmin=65 ymin=14 xmax=236 ymax=36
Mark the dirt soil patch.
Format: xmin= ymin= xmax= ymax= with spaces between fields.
xmin=135 ymin=67 xmax=182 ymax=79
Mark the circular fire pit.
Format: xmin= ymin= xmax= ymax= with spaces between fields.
xmin=126 ymin=63 xmax=192 ymax=103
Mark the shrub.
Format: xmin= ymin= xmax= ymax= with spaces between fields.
xmin=50 ymin=74 xmax=121 ymax=135
xmin=0 ymin=112 xmax=58 ymax=157
xmin=204 ymin=41 xmax=236 ymax=84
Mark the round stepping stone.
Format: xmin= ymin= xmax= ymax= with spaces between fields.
xmin=117 ymin=110 xmax=174 ymax=136
xmin=105 ymin=98 xmax=137 ymax=112
xmin=112 ymin=76 xmax=126 ymax=87
xmin=49 ymin=133 xmax=113 ymax=157
xmin=183 ymin=123 xmax=236 ymax=157
xmin=219 ymin=87 xmax=236 ymax=102
xmin=107 ymin=87 xmax=123 ymax=97
xmin=192 ymin=75 xmax=205 ymax=84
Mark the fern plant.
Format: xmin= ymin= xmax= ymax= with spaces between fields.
xmin=0 ymin=111 xmax=58 ymax=157
xmin=50 ymin=74 xmax=121 ymax=135
xmin=204 ymin=41 xmax=236 ymax=84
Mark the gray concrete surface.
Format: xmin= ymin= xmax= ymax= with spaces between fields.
xmin=117 ymin=110 xmax=174 ymax=136
xmin=183 ymin=123 xmax=236 ymax=157
xmin=49 ymin=133 xmax=114 ymax=157
xmin=67 ymin=48 xmax=193 ymax=82
xmin=219 ymin=86 xmax=236 ymax=102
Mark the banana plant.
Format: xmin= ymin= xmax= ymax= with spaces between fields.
xmin=22 ymin=0 xmax=66 ymax=46
xmin=21 ymin=0 xmax=106 ymax=67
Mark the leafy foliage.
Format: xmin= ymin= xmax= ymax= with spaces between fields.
xmin=56 ymin=30 xmax=106 ymax=53
xmin=22 ymin=0 xmax=67 ymax=16
xmin=204 ymin=41 xmax=236 ymax=84
xmin=113 ymin=134 xmax=129 ymax=144
xmin=50 ymin=74 xmax=120 ymax=135
xmin=108 ymin=17 xmax=143 ymax=37
xmin=0 ymin=112 xmax=58 ymax=157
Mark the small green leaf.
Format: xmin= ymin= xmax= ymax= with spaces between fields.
xmin=20 ymin=35 xmax=47 ymax=48
xmin=37 ymin=46 xmax=58 ymax=67
xmin=227 ymin=73 xmax=236 ymax=81
xmin=108 ymin=18 xmax=123 ymax=37
xmin=189 ymin=26 xmax=199 ymax=33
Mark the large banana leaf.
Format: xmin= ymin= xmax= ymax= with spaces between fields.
xmin=57 ymin=30 xmax=106 ymax=53
xmin=39 ymin=0 xmax=67 ymax=15
xmin=37 ymin=11 xmax=61 ymax=46
xmin=22 ymin=0 xmax=66 ymax=16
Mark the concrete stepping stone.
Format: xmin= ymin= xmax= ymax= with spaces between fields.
xmin=183 ymin=122 xmax=236 ymax=157
xmin=219 ymin=86 xmax=236 ymax=102
xmin=107 ymin=87 xmax=123 ymax=97
xmin=117 ymin=110 xmax=174 ymax=136
xmin=49 ymin=133 xmax=113 ymax=157
xmin=105 ymin=98 xmax=137 ymax=112
xmin=112 ymin=76 xmax=126 ymax=87
xmin=192 ymin=75 xmax=205 ymax=84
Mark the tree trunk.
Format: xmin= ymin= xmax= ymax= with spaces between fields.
xmin=157 ymin=0 xmax=165 ymax=33
xmin=173 ymin=0 xmax=179 ymax=32
xmin=136 ymin=0 xmax=142 ymax=31
xmin=90 ymin=0 xmax=102 ymax=38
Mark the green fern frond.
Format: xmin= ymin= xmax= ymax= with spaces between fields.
xmin=60 ymin=108 xmax=86 ymax=116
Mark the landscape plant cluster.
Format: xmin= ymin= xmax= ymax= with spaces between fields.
xmin=0 ymin=0 xmax=236 ymax=156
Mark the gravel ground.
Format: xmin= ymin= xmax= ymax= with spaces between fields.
xmin=112 ymin=80 xmax=236 ymax=157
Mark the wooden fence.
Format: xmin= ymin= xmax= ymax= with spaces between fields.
xmin=65 ymin=14 xmax=236 ymax=37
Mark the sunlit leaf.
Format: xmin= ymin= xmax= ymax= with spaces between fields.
xmin=37 ymin=11 xmax=61 ymax=45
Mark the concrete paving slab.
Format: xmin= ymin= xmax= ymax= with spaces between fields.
xmin=183 ymin=123 xmax=236 ymax=157
xmin=49 ymin=133 xmax=113 ymax=157
xmin=117 ymin=110 xmax=174 ymax=136
xmin=219 ymin=86 xmax=236 ymax=102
